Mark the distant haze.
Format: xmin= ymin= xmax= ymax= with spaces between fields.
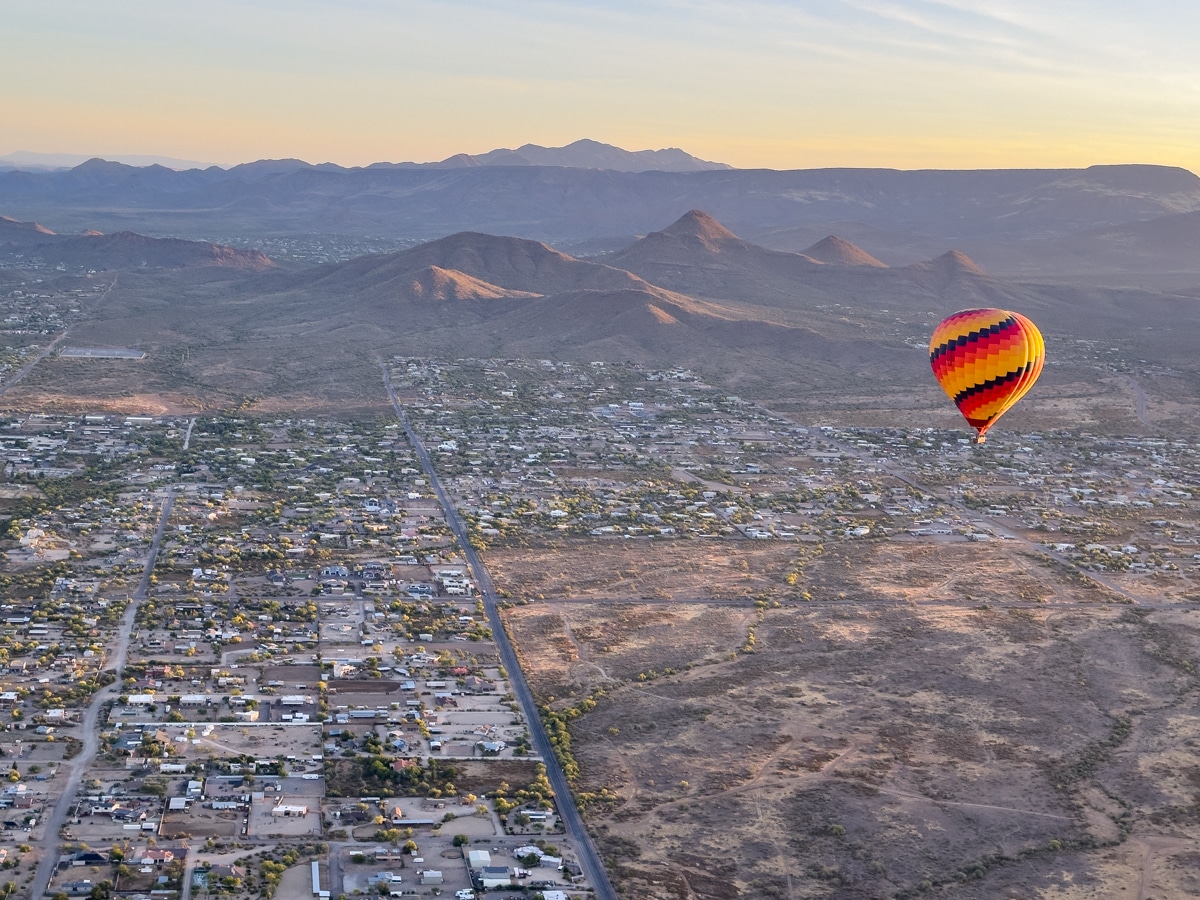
xmin=0 ymin=141 xmax=725 ymax=174
xmin=0 ymin=151 xmax=220 ymax=171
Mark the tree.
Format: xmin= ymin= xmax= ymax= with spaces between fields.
xmin=452 ymin=834 xmax=469 ymax=847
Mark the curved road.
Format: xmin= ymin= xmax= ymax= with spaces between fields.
xmin=380 ymin=363 xmax=617 ymax=900
xmin=30 ymin=487 xmax=174 ymax=898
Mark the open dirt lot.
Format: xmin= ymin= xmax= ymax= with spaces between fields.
xmin=486 ymin=539 xmax=804 ymax=601
xmin=162 ymin=804 xmax=243 ymax=839
xmin=501 ymin=539 xmax=1200 ymax=899
xmin=169 ymin=724 xmax=321 ymax=760
xmin=485 ymin=537 xmax=1118 ymax=607
xmin=248 ymin=795 xmax=321 ymax=838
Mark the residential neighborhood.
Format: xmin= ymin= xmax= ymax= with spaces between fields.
xmin=0 ymin=357 xmax=1195 ymax=896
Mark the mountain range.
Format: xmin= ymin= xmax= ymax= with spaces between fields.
xmin=0 ymin=139 xmax=727 ymax=175
xmin=3 ymin=150 xmax=1200 ymax=277
xmin=3 ymin=207 xmax=1194 ymax=437
xmin=382 ymin=138 xmax=730 ymax=172
xmin=0 ymin=151 xmax=220 ymax=172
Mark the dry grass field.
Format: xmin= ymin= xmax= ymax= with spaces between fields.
xmin=487 ymin=539 xmax=805 ymax=602
xmin=486 ymin=538 xmax=1115 ymax=609
xmin=498 ymin=538 xmax=1200 ymax=899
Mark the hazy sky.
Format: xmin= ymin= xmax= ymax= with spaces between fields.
xmin=4 ymin=0 xmax=1200 ymax=171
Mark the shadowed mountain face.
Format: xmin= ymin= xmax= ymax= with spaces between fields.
xmin=0 ymin=215 xmax=55 ymax=240
xmin=802 ymin=235 xmax=888 ymax=268
xmin=399 ymin=266 xmax=537 ymax=302
xmin=5 ymin=160 xmax=1200 ymax=275
xmin=0 ymin=222 xmax=273 ymax=270
xmin=902 ymin=250 xmax=989 ymax=293
xmin=603 ymin=211 xmax=907 ymax=307
xmin=310 ymin=231 xmax=645 ymax=296
xmin=44 ymin=232 xmax=274 ymax=270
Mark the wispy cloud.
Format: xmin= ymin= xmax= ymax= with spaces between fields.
xmin=5 ymin=0 xmax=1200 ymax=169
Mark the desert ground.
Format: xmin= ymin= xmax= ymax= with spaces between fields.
xmin=496 ymin=537 xmax=1200 ymax=899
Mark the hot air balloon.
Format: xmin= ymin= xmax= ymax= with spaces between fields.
xmin=929 ymin=308 xmax=1044 ymax=443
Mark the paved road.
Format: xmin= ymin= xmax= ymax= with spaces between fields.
xmin=178 ymin=846 xmax=197 ymax=900
xmin=327 ymin=841 xmax=347 ymax=899
xmin=380 ymin=362 xmax=618 ymax=900
xmin=30 ymin=486 xmax=174 ymax=898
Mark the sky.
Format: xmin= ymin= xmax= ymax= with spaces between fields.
xmin=4 ymin=0 xmax=1200 ymax=171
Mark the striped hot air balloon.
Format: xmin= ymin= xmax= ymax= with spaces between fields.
xmin=929 ymin=308 xmax=1045 ymax=443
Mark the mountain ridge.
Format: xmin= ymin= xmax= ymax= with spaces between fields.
xmin=8 ymin=208 xmax=1198 ymax=437
xmin=0 ymin=225 xmax=274 ymax=270
xmin=0 ymin=215 xmax=56 ymax=239
xmin=310 ymin=231 xmax=646 ymax=296
xmin=4 ymin=161 xmax=1198 ymax=276
xmin=419 ymin=138 xmax=731 ymax=172
xmin=802 ymin=235 xmax=888 ymax=267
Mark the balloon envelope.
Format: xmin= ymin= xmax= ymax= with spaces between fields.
xmin=929 ymin=308 xmax=1045 ymax=442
